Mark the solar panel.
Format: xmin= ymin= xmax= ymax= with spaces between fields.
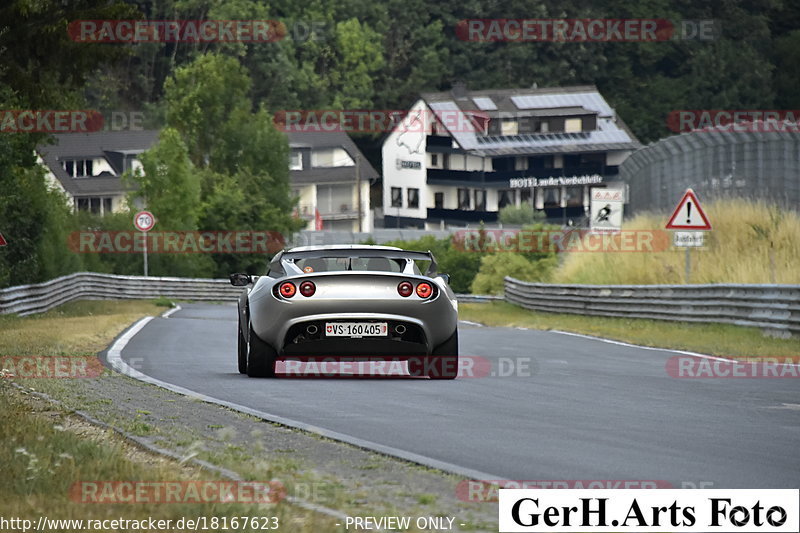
xmin=472 ymin=97 xmax=498 ymax=111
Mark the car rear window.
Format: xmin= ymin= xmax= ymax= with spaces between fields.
xmin=296 ymin=257 xmax=404 ymax=273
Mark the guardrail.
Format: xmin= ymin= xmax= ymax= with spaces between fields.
xmin=0 ymin=272 xmax=494 ymax=317
xmin=505 ymin=277 xmax=800 ymax=336
xmin=0 ymin=272 xmax=241 ymax=316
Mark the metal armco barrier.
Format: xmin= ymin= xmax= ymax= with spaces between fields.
xmin=505 ymin=277 xmax=800 ymax=336
xmin=0 ymin=272 xmax=495 ymax=317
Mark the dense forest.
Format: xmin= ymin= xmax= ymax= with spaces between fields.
xmin=1 ymin=0 xmax=798 ymax=286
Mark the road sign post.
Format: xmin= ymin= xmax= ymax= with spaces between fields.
xmin=133 ymin=211 xmax=155 ymax=277
xmin=665 ymin=189 xmax=711 ymax=284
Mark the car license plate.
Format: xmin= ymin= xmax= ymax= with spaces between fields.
xmin=325 ymin=322 xmax=388 ymax=337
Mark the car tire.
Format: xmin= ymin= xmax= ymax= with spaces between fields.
xmin=237 ymin=319 xmax=247 ymax=374
xmin=246 ymin=322 xmax=278 ymax=378
xmin=409 ymin=330 xmax=458 ymax=379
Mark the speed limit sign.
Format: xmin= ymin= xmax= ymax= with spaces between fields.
xmin=133 ymin=211 xmax=155 ymax=232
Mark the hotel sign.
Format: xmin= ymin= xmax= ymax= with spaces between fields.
xmin=396 ymin=158 xmax=422 ymax=170
xmin=509 ymin=174 xmax=604 ymax=188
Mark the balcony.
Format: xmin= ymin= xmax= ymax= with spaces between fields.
xmin=426 ymin=135 xmax=453 ymax=148
xmin=426 ymin=165 xmax=619 ymax=186
xmin=427 ymin=208 xmax=498 ymax=225
xmin=294 ymin=203 xmax=359 ymax=220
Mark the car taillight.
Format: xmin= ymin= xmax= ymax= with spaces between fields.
xmin=279 ymin=281 xmax=296 ymax=298
xmin=397 ymin=281 xmax=413 ymax=297
xmin=416 ymin=282 xmax=433 ymax=298
xmin=299 ymin=281 xmax=316 ymax=297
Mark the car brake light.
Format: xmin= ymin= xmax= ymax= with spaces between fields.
xmin=416 ymin=282 xmax=433 ymax=298
xmin=299 ymin=281 xmax=316 ymax=297
xmin=279 ymin=281 xmax=296 ymax=298
xmin=397 ymin=281 xmax=413 ymax=297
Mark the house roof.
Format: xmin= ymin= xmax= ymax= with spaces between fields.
xmin=37 ymin=130 xmax=159 ymax=196
xmin=40 ymin=129 xmax=379 ymax=198
xmin=287 ymin=130 xmax=379 ymax=183
xmin=419 ymin=85 xmax=641 ymax=156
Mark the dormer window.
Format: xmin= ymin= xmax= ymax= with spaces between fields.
xmin=501 ymin=120 xmax=519 ymax=136
xmin=62 ymin=159 xmax=94 ymax=178
xmin=565 ymin=118 xmax=583 ymax=132
xmin=290 ymin=151 xmax=303 ymax=170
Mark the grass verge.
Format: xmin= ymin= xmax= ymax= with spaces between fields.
xmin=459 ymin=301 xmax=800 ymax=359
xmin=0 ymin=300 xmax=337 ymax=532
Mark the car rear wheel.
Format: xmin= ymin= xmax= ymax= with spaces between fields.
xmin=246 ymin=323 xmax=278 ymax=378
xmin=237 ymin=321 xmax=247 ymax=374
xmin=408 ymin=330 xmax=458 ymax=380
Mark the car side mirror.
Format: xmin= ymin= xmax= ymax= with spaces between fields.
xmin=229 ymin=273 xmax=252 ymax=286
xmin=437 ymin=273 xmax=451 ymax=285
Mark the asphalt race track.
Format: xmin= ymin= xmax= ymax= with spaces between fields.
xmin=117 ymin=303 xmax=800 ymax=488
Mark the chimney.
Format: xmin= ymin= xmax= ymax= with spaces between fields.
xmin=451 ymin=81 xmax=467 ymax=99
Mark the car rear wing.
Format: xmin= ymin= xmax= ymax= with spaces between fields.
xmin=271 ymin=249 xmax=439 ymax=276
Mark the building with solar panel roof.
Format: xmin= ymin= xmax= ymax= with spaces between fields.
xmin=381 ymin=83 xmax=641 ymax=228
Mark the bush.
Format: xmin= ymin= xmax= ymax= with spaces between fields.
xmin=498 ymin=205 xmax=544 ymax=226
xmin=471 ymin=253 xmax=557 ymax=295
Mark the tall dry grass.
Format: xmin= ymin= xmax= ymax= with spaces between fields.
xmin=551 ymin=198 xmax=800 ymax=285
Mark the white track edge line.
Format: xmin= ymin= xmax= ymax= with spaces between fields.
xmin=550 ymin=329 xmax=800 ymax=366
xmin=106 ymin=317 xmax=507 ymax=491
xmin=161 ymin=304 xmax=181 ymax=318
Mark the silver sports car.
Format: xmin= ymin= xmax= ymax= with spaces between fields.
xmin=230 ymin=245 xmax=459 ymax=379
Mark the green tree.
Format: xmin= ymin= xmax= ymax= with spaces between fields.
xmin=331 ymin=19 xmax=385 ymax=108
xmin=163 ymin=53 xmax=302 ymax=276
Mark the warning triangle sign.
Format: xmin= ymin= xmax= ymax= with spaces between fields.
xmin=0 ymin=233 xmax=6 ymax=246
xmin=665 ymin=189 xmax=711 ymax=230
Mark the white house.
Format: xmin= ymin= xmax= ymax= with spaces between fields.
xmin=288 ymin=131 xmax=377 ymax=232
xmin=382 ymin=84 xmax=641 ymax=229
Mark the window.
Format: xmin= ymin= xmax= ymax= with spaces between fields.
xmin=501 ymin=120 xmax=519 ymax=135
xmin=290 ymin=151 xmax=303 ymax=170
xmin=311 ymin=148 xmax=353 ymax=168
xmin=317 ymin=184 xmax=352 ymax=213
xmin=492 ymin=157 xmax=515 ymax=171
xmin=442 ymin=153 xmax=450 ymax=169
xmin=474 ymin=189 xmax=487 ymax=211
xmin=543 ymin=188 xmax=560 ymax=207
xmin=564 ymin=154 xmax=581 ymax=168
xmin=434 ymin=192 xmax=444 ymax=209
xmin=62 ymin=159 xmax=93 ymax=177
xmin=430 ymin=154 xmax=438 ymax=166
xmin=528 ymin=155 xmax=554 ymax=169
xmin=407 ymin=188 xmax=419 ymax=208
xmin=498 ymin=189 xmax=517 ymax=209
xmin=391 ymin=187 xmax=403 ymax=207
xmin=537 ymin=120 xmax=549 ymax=133
xmin=564 ymin=186 xmax=583 ymax=206
xmin=565 ymin=118 xmax=583 ymax=132
xmin=457 ymin=188 xmax=471 ymax=210
xmin=76 ymin=196 xmax=113 ymax=215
